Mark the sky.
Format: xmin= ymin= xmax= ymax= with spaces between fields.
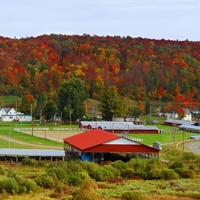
xmin=0 ymin=0 xmax=200 ymax=41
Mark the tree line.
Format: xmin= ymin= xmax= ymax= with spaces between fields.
xmin=0 ymin=34 xmax=200 ymax=120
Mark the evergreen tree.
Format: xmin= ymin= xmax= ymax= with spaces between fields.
xmin=100 ymin=86 xmax=125 ymax=121
xmin=20 ymin=95 xmax=31 ymax=114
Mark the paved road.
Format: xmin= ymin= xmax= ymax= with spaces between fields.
xmin=184 ymin=140 xmax=200 ymax=154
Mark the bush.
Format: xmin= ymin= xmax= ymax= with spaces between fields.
xmin=128 ymin=158 xmax=146 ymax=172
xmin=35 ymin=174 xmax=55 ymax=189
xmin=169 ymin=160 xmax=184 ymax=170
xmin=121 ymin=168 xmax=135 ymax=178
xmin=178 ymin=169 xmax=196 ymax=178
xmin=111 ymin=160 xmax=128 ymax=173
xmin=68 ymin=172 xmax=84 ymax=186
xmin=0 ymin=166 xmax=5 ymax=175
xmin=102 ymin=164 xmax=120 ymax=177
xmin=22 ymin=157 xmax=38 ymax=166
xmin=93 ymin=166 xmax=115 ymax=181
xmin=148 ymin=168 xmax=162 ymax=179
xmin=80 ymin=161 xmax=99 ymax=178
xmin=22 ymin=179 xmax=39 ymax=193
xmin=47 ymin=167 xmax=67 ymax=182
xmin=72 ymin=179 xmax=101 ymax=200
xmin=121 ymin=191 xmax=145 ymax=200
xmin=5 ymin=178 xmax=19 ymax=194
xmin=134 ymin=171 xmax=148 ymax=179
xmin=189 ymin=164 xmax=195 ymax=170
xmin=161 ymin=168 xmax=179 ymax=180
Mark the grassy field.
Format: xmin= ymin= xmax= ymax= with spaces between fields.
xmin=0 ymin=120 xmax=200 ymax=199
xmin=0 ymin=95 xmax=21 ymax=105
xmin=0 ymin=120 xmax=199 ymax=150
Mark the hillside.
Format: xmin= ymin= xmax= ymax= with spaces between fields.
xmin=0 ymin=34 xmax=200 ymax=108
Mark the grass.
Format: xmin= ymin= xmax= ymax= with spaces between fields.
xmin=128 ymin=124 xmax=200 ymax=146
xmin=0 ymin=95 xmax=21 ymax=104
xmin=98 ymin=178 xmax=200 ymax=199
xmin=0 ymin=120 xmax=200 ymax=150
xmin=0 ymin=121 xmax=63 ymax=148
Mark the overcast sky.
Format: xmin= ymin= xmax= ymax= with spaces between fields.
xmin=0 ymin=0 xmax=199 ymax=41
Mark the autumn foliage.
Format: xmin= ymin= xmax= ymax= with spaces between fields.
xmin=0 ymin=34 xmax=200 ymax=107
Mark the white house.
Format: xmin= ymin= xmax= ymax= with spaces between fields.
xmin=1 ymin=114 xmax=32 ymax=122
xmin=0 ymin=108 xmax=17 ymax=118
xmin=166 ymin=108 xmax=192 ymax=121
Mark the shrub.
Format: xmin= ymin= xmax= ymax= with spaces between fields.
xmin=68 ymin=172 xmax=84 ymax=186
xmin=102 ymin=164 xmax=120 ymax=177
xmin=72 ymin=179 xmax=101 ymax=200
xmin=47 ymin=167 xmax=67 ymax=182
xmin=121 ymin=168 xmax=135 ymax=178
xmin=22 ymin=157 xmax=38 ymax=166
xmin=0 ymin=179 xmax=5 ymax=193
xmin=80 ymin=161 xmax=99 ymax=178
xmin=5 ymin=178 xmax=19 ymax=194
xmin=22 ymin=179 xmax=39 ymax=193
xmin=0 ymin=166 xmax=5 ymax=175
xmin=93 ymin=166 xmax=115 ymax=181
xmin=134 ymin=171 xmax=148 ymax=179
xmin=128 ymin=158 xmax=146 ymax=172
xmin=189 ymin=164 xmax=195 ymax=170
xmin=121 ymin=191 xmax=145 ymax=200
xmin=161 ymin=168 xmax=179 ymax=180
xmin=148 ymin=168 xmax=162 ymax=179
xmin=35 ymin=174 xmax=55 ymax=189
xmin=169 ymin=160 xmax=184 ymax=170
xmin=178 ymin=169 xmax=196 ymax=178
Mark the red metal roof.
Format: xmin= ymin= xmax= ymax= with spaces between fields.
xmin=63 ymin=129 xmax=120 ymax=151
xmin=63 ymin=129 xmax=159 ymax=154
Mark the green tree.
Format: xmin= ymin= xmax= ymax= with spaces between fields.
xmin=20 ymin=95 xmax=31 ymax=114
xmin=34 ymin=92 xmax=47 ymax=118
xmin=131 ymin=106 xmax=143 ymax=118
xmin=58 ymin=77 xmax=87 ymax=121
xmin=100 ymin=86 xmax=125 ymax=120
xmin=43 ymin=99 xmax=57 ymax=120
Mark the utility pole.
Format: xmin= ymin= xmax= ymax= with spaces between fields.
xmin=168 ymin=128 xmax=171 ymax=150
xmin=31 ymin=104 xmax=33 ymax=136
xmin=183 ymin=127 xmax=185 ymax=152
xmin=8 ymin=130 xmax=10 ymax=148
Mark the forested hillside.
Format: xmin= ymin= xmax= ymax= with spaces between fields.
xmin=0 ymin=34 xmax=200 ymax=117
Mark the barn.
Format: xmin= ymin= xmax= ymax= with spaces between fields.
xmin=164 ymin=119 xmax=195 ymax=127
xmin=79 ymin=121 xmax=159 ymax=134
xmin=63 ymin=129 xmax=160 ymax=162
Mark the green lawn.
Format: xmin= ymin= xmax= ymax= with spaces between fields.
xmin=1 ymin=95 xmax=21 ymax=104
xmin=129 ymin=124 xmax=200 ymax=146
xmin=0 ymin=121 xmax=200 ymax=149
xmin=0 ymin=121 xmax=63 ymax=148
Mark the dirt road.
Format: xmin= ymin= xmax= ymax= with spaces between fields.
xmin=0 ymin=135 xmax=63 ymax=149
xmin=0 ymin=130 xmax=83 ymax=150
xmin=185 ymin=140 xmax=200 ymax=154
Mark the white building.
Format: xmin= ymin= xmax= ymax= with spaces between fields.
xmin=166 ymin=108 xmax=192 ymax=121
xmin=0 ymin=108 xmax=17 ymax=118
xmin=1 ymin=114 xmax=32 ymax=122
